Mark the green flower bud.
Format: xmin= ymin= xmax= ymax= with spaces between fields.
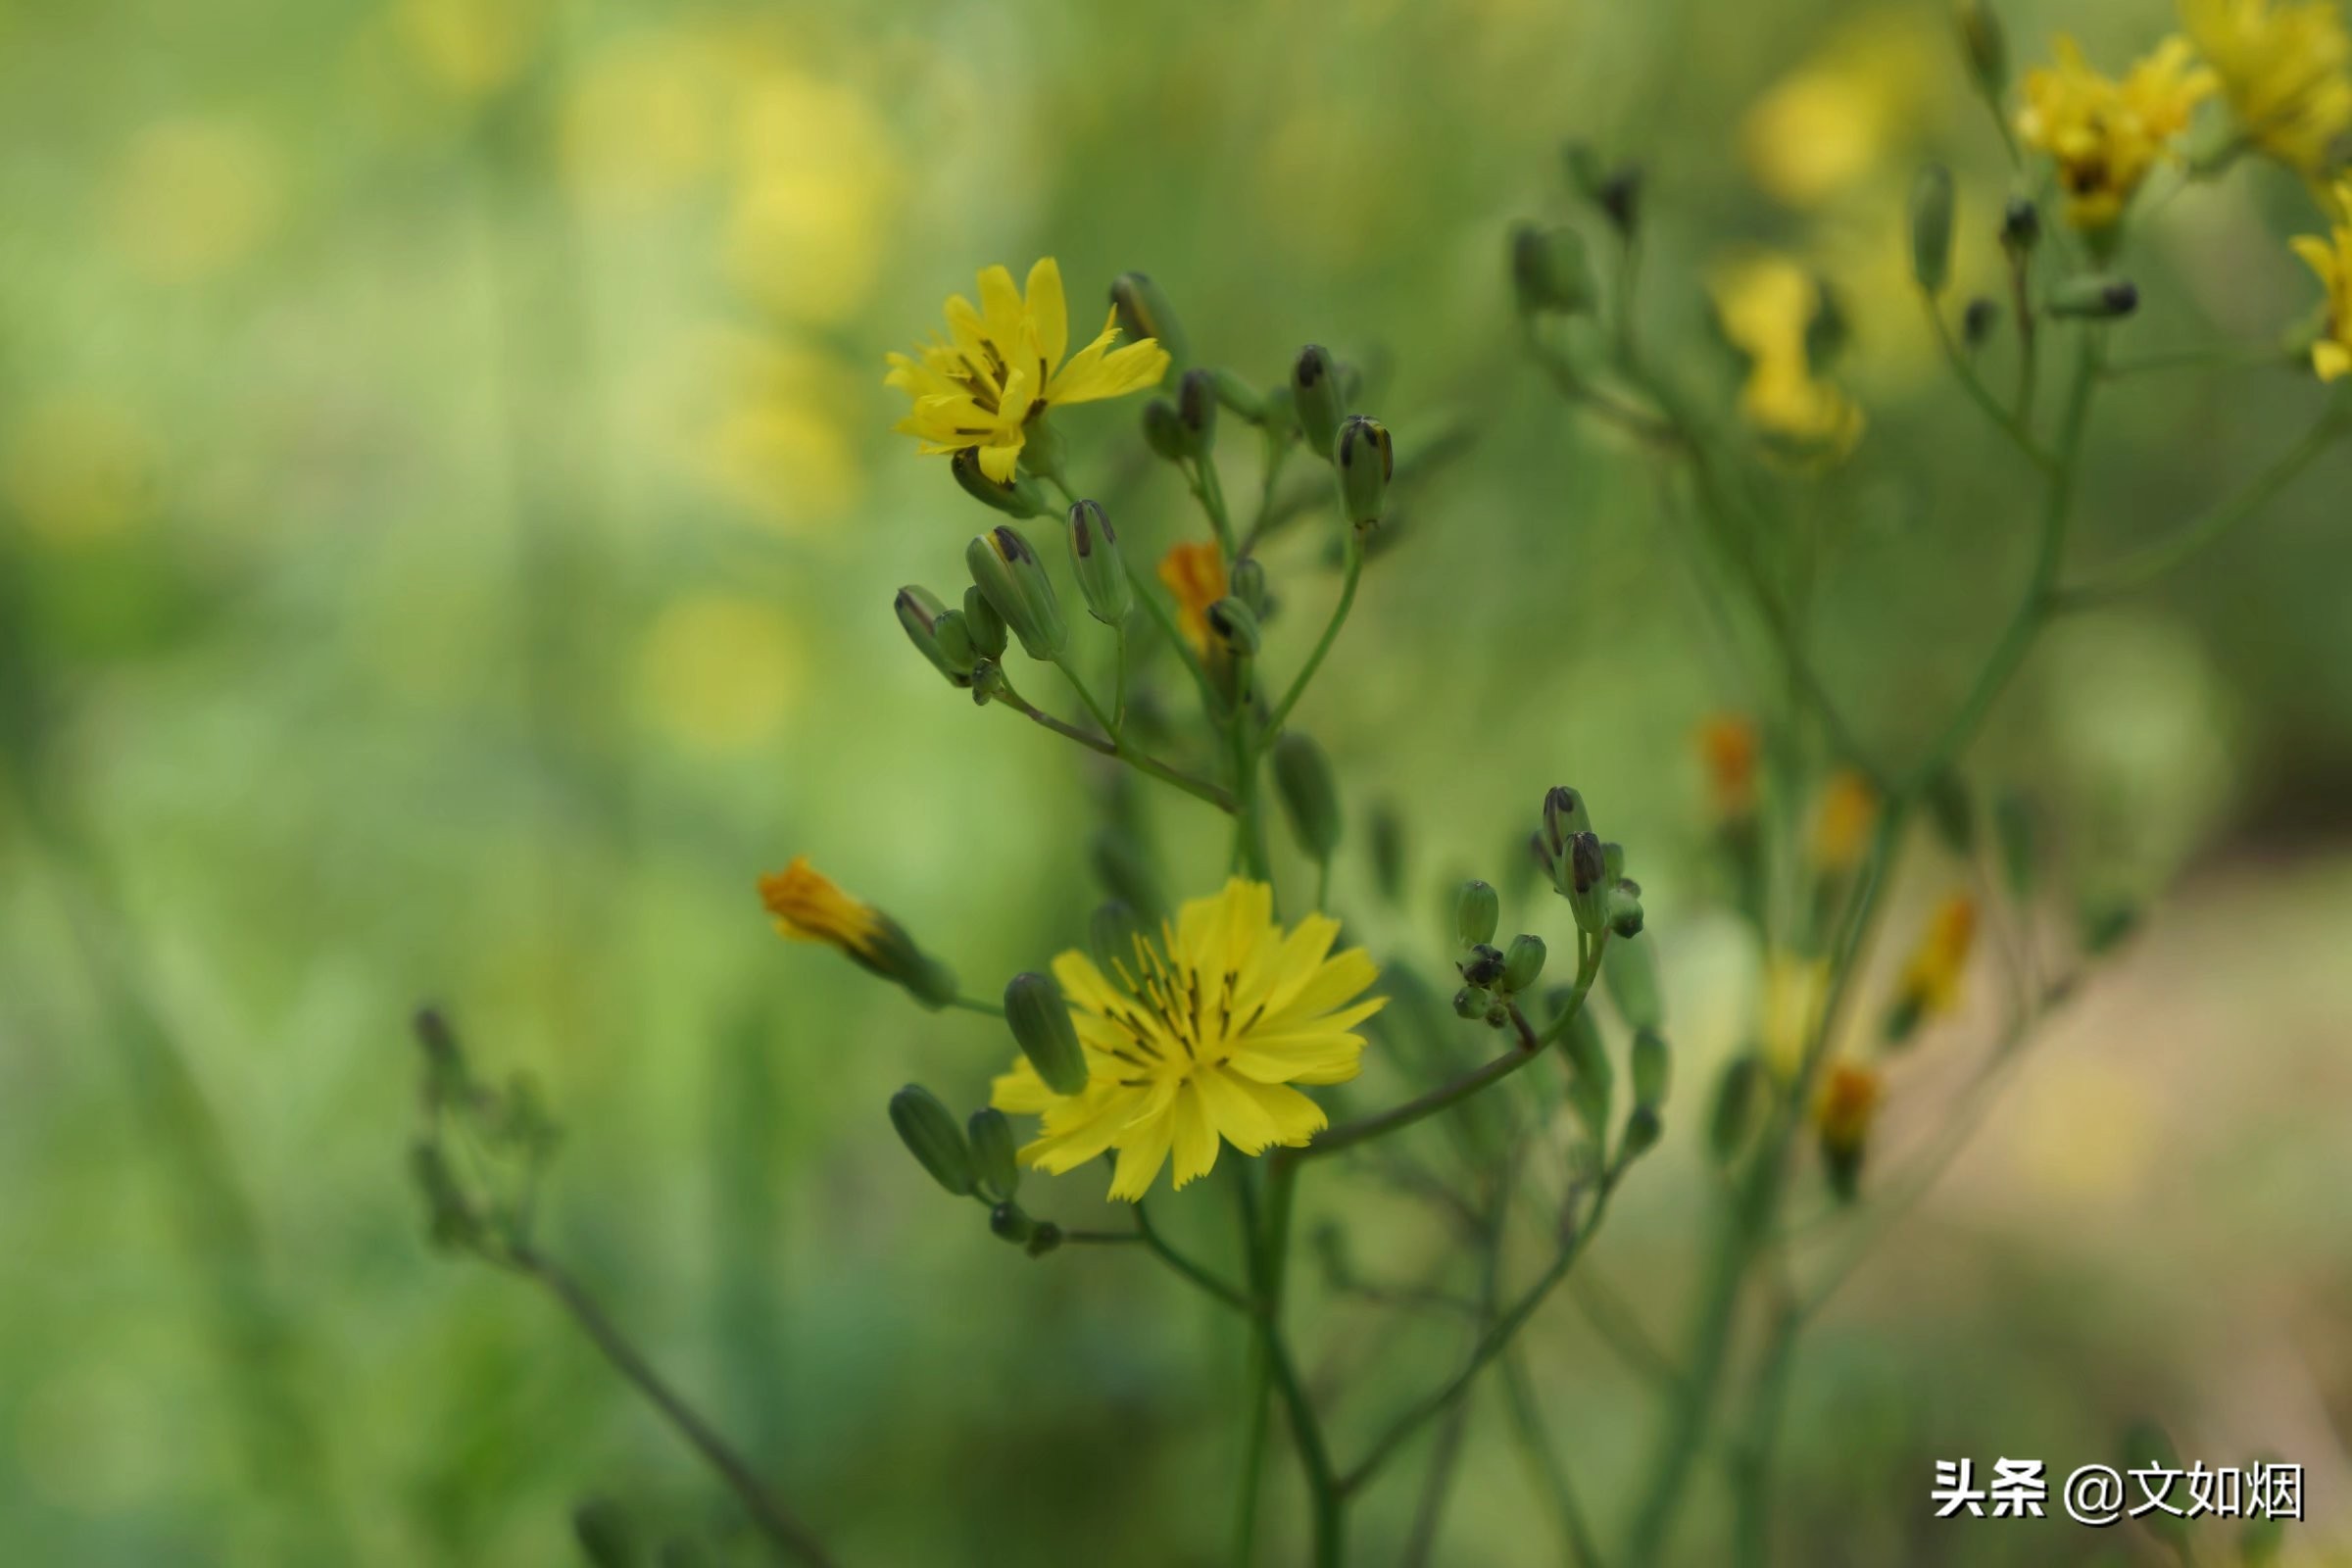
xmin=1108 ymin=271 xmax=1188 ymax=375
xmin=1707 ymin=1054 xmax=1764 ymax=1166
xmin=1501 ymin=933 xmax=1546 ymax=994
xmin=2001 ymin=195 xmax=2040 ymax=257
xmin=572 ymin=1499 xmax=641 ymax=1568
xmin=1025 ymin=1220 xmax=1064 ymax=1257
xmin=1561 ymin=1007 xmax=1612 ymax=1141
xmin=990 ymin=1200 xmax=1034 ymax=1243
xmin=1956 ymin=0 xmax=2007 ymax=95
xmin=1541 ymin=786 xmax=1593 ymax=866
xmin=1453 ymin=984 xmax=1492 ymax=1019
xmin=1910 ymin=164 xmax=1955 ymax=295
xmin=1089 ymin=900 xmax=1145 ymax=971
xmin=1601 ymin=841 xmax=1627 ymax=883
xmin=966 ymin=524 xmax=1067 ymax=661
xmin=888 ymin=1084 xmax=974 ymax=1196
xmin=1065 ymin=500 xmax=1132 ymax=626
xmin=968 ymin=659 xmax=1005 ymax=704
xmin=952 ymin=446 xmax=1050 ymax=517
xmin=1619 ymin=1104 xmax=1662 ymax=1164
xmin=1229 ymin=556 xmax=1270 ymax=615
xmin=1510 ymin=221 xmax=1598 ymax=316
xmin=1272 ymin=730 xmax=1343 ymax=864
xmin=1962 ymin=296 xmax=2001 ymax=348
xmin=1212 ymin=368 xmax=1265 ymax=422
xmin=1631 ymin=1026 xmax=1671 ymax=1110
xmin=2048 ymin=274 xmax=2138 ymax=319
xmin=1004 ymin=971 xmax=1088 ymax=1095
xmin=1336 ymin=416 xmax=1393 ymax=526
xmin=1604 ymin=935 xmax=1663 ymax=1030
xmin=1205 ymin=596 xmax=1260 ymax=656
xmin=1454 ymin=879 xmax=1500 ymax=948
xmin=1597 ymin=167 xmax=1642 ymax=235
xmin=1460 ymin=943 xmax=1507 ymax=988
xmin=932 ymin=609 xmax=979 ymax=673
xmin=967 ymin=1106 xmax=1019 ymax=1200
xmin=1370 ymin=803 xmax=1406 ymax=907
xmin=1142 ymin=397 xmax=1187 ymax=462
xmin=1566 ymin=831 xmax=1610 ymax=934
xmin=895 ymin=586 xmax=974 ymax=687
xmin=961 ymin=585 xmax=1007 ymax=660
xmin=1608 ymin=883 xmax=1645 ymax=939
xmin=1292 ymin=344 xmax=1345 ymax=462
xmin=1176 ymin=368 xmax=1219 ymax=458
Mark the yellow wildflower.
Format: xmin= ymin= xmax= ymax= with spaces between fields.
xmin=1761 ymin=951 xmax=1831 ymax=1079
xmin=1156 ymin=540 xmax=1229 ymax=654
xmin=991 ymin=879 xmax=1385 ymax=1200
xmin=2291 ymin=179 xmax=2352 ymax=380
xmin=1886 ymin=894 xmax=1978 ymax=1042
xmin=2017 ymin=35 xmax=2217 ymax=229
xmin=2180 ymin=0 xmax=2352 ymax=173
xmin=1816 ymin=1061 xmax=1883 ymax=1155
xmin=758 ymin=857 xmax=956 ymax=1006
xmin=1709 ymin=254 xmax=1864 ymax=457
xmin=885 ymin=258 xmax=1170 ymax=483
xmin=1809 ymin=767 xmax=1879 ymax=873
xmin=1696 ymin=713 xmax=1762 ymax=818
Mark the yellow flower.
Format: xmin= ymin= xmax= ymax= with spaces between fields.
xmin=1815 ymin=1060 xmax=1883 ymax=1155
xmin=2291 ymin=179 xmax=2352 ymax=380
xmin=1156 ymin=540 xmax=1228 ymax=653
xmin=1762 ymin=951 xmax=1831 ymax=1079
xmin=991 ymin=879 xmax=1385 ymax=1201
xmin=1809 ymin=767 xmax=1879 ymax=873
xmin=1696 ymin=712 xmax=1762 ymax=818
xmin=885 ymin=258 xmax=1170 ymax=483
xmin=2180 ymin=0 xmax=2352 ymax=173
xmin=759 ymin=856 xmax=884 ymax=956
xmin=1708 ymin=254 xmax=1865 ymax=457
xmin=1893 ymin=894 xmax=1979 ymax=1019
xmin=2018 ymin=35 xmax=2217 ymax=229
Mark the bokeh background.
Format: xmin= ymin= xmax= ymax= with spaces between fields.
xmin=3 ymin=0 xmax=2349 ymax=1562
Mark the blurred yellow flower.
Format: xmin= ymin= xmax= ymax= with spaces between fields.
xmin=1762 ymin=951 xmax=1831 ymax=1077
xmin=991 ymin=878 xmax=1384 ymax=1200
xmin=1709 ymin=254 xmax=1864 ymax=457
xmin=2018 ymin=35 xmax=2216 ymax=229
xmin=686 ymin=330 xmax=864 ymax=532
xmin=1740 ymin=13 xmax=1947 ymax=207
xmin=4 ymin=398 xmax=155 ymax=544
xmin=1156 ymin=540 xmax=1228 ymax=654
xmin=886 ymin=259 xmax=1169 ymax=483
xmin=634 ymin=595 xmax=805 ymax=754
xmin=2180 ymin=0 xmax=2352 ymax=173
xmin=106 ymin=118 xmax=282 ymax=282
xmin=2291 ymin=179 xmax=2352 ymax=379
xmin=396 ymin=0 xmax=546 ymax=99
xmin=723 ymin=70 xmax=899 ymax=327
xmin=1892 ymin=893 xmax=1979 ymax=1020
xmin=1815 ymin=1060 xmax=1883 ymax=1154
xmin=1810 ymin=767 xmax=1880 ymax=873
xmin=759 ymin=857 xmax=884 ymax=958
xmin=561 ymin=31 xmax=724 ymax=211
xmin=1696 ymin=712 xmax=1762 ymax=818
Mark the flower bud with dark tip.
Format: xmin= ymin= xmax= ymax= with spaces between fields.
xmin=1567 ymin=831 xmax=1610 ymax=933
xmin=1229 ymin=556 xmax=1270 ymax=615
xmin=1963 ymin=296 xmax=2001 ymax=348
xmin=1336 ymin=415 xmax=1392 ymax=526
xmin=1142 ymin=397 xmax=1186 ymax=462
xmin=1109 ymin=271 xmax=1188 ymax=375
xmin=1598 ymin=166 xmax=1642 ymax=234
xmin=1024 ymin=1220 xmax=1064 ymax=1257
xmin=2049 ymin=274 xmax=2136 ymax=318
xmin=2001 ymin=195 xmax=2041 ymax=257
xmin=1272 ymin=731 xmax=1343 ymax=865
xmin=1453 ymin=984 xmax=1491 ymax=1019
xmin=968 ymin=1106 xmax=1019 ymax=1200
xmin=1292 ymin=344 xmax=1344 ymax=461
xmin=1543 ymin=786 xmax=1593 ymax=859
xmin=1510 ymin=222 xmax=1597 ymax=317
xmin=968 ymin=659 xmax=1005 ymax=704
xmin=888 ymin=1085 xmax=975 ymax=1196
xmin=1455 ymin=879 xmax=1500 ymax=948
xmin=1065 ymin=500 xmax=1132 ymax=626
xmin=966 ymin=524 xmax=1067 ymax=661
xmin=1911 ymin=164 xmax=1955 ymax=295
xmin=952 ymin=446 xmax=1050 ymax=517
xmin=897 ymin=586 xmax=974 ymax=687
xmin=1609 ymin=883 xmax=1645 ymax=939
xmin=1460 ymin=943 xmax=1507 ymax=988
xmin=1619 ymin=1104 xmax=1663 ymax=1164
xmin=1502 ymin=934 xmax=1547 ymax=994
xmin=961 ymin=585 xmax=1007 ymax=660
xmin=1004 ymin=971 xmax=1088 ymax=1095
xmin=990 ymin=1200 xmax=1034 ymax=1243
xmin=1176 ymin=367 xmax=1219 ymax=458
xmin=1206 ymin=596 xmax=1260 ymax=657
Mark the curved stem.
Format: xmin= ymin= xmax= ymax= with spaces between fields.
xmin=1261 ymin=525 xmax=1364 ymax=742
xmin=990 ymin=683 xmax=1236 ymax=812
xmin=1926 ymin=296 xmax=2056 ymax=471
xmin=1502 ymin=1345 xmax=1608 ymax=1568
xmin=946 ymin=994 xmax=1003 ymax=1017
xmin=1131 ymin=1196 xmax=1254 ymax=1313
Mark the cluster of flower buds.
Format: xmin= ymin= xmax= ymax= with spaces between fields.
xmin=406 ymin=1007 xmax=563 ymax=1258
xmin=1448 ymin=877 xmax=1549 ymax=1028
xmin=887 ymin=1084 xmax=1063 ymax=1256
xmin=1531 ymin=785 xmax=1643 ymax=940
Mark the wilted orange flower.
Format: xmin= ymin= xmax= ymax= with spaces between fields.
xmin=1696 ymin=713 xmax=1762 ymax=816
xmin=1156 ymin=540 xmax=1228 ymax=653
xmin=1895 ymin=894 xmax=1978 ymax=1018
xmin=1816 ymin=1060 xmax=1883 ymax=1154
xmin=1810 ymin=768 xmax=1879 ymax=872
xmin=759 ymin=856 xmax=883 ymax=957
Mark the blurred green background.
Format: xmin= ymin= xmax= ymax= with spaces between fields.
xmin=3 ymin=0 xmax=2349 ymax=1562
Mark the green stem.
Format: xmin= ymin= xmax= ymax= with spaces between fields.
xmin=1261 ymin=524 xmax=1365 ymax=742
xmin=1231 ymin=1169 xmax=1274 ymax=1568
xmin=1502 ymin=1345 xmax=1608 ymax=1568
xmin=946 ymin=994 xmax=1003 ymax=1017
xmin=1255 ymin=1158 xmax=1344 ymax=1566
xmin=1193 ymin=452 xmax=1239 ymax=558
xmin=1927 ymin=296 xmax=2056 ymax=471
xmin=1132 ymin=1196 xmax=1255 ymax=1314
xmin=990 ymin=682 xmax=1236 ymax=812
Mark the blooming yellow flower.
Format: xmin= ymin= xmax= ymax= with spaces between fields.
xmin=2018 ymin=35 xmax=2217 ymax=229
xmin=1708 ymin=254 xmax=1865 ymax=456
xmin=1892 ymin=894 xmax=1979 ymax=1020
xmin=2291 ymin=179 xmax=2352 ymax=379
xmin=1696 ymin=713 xmax=1762 ymax=818
xmin=1156 ymin=540 xmax=1228 ymax=653
xmin=991 ymin=879 xmax=1384 ymax=1200
xmin=1809 ymin=767 xmax=1880 ymax=873
xmin=1815 ymin=1060 xmax=1883 ymax=1155
xmin=885 ymin=258 xmax=1169 ymax=483
xmin=2180 ymin=0 xmax=2352 ymax=173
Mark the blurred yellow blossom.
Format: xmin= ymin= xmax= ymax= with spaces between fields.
xmin=2018 ymin=35 xmax=2216 ymax=229
xmin=105 ymin=118 xmax=282 ymax=281
xmin=396 ymin=0 xmax=547 ymax=99
xmin=991 ymin=879 xmax=1384 ymax=1200
xmin=723 ymin=70 xmax=899 ymax=327
xmin=1156 ymin=541 xmax=1228 ymax=654
xmin=1696 ymin=713 xmax=1762 ymax=818
xmin=887 ymin=259 xmax=1169 ymax=483
xmin=2180 ymin=0 xmax=2352 ymax=174
xmin=1887 ymin=894 xmax=1979 ymax=1038
xmin=1709 ymin=254 xmax=1865 ymax=456
xmin=2290 ymin=179 xmax=2352 ymax=380
xmin=1762 ymin=951 xmax=1831 ymax=1077
xmin=688 ymin=330 xmax=864 ymax=531
xmin=560 ymin=31 xmax=726 ymax=211
xmin=1810 ymin=767 xmax=1880 ymax=873
xmin=4 ymin=398 xmax=155 ymax=544
xmin=635 ymin=595 xmax=806 ymax=754
xmin=1740 ymin=13 xmax=1948 ymax=207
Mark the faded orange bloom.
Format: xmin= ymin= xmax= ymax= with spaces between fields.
xmin=1816 ymin=1060 xmax=1883 ymax=1154
xmin=1156 ymin=540 xmax=1228 ymax=653
xmin=1810 ymin=768 xmax=1879 ymax=872
xmin=758 ymin=856 xmax=883 ymax=958
xmin=1696 ymin=713 xmax=1762 ymax=816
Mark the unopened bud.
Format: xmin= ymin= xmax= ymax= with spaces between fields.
xmin=1598 ymin=167 xmax=1642 ymax=235
xmin=1142 ymin=397 xmax=1186 ymax=462
xmin=1336 ymin=416 xmax=1393 ymax=526
xmin=1089 ymin=827 xmax=1165 ymax=924
xmin=1542 ymin=786 xmax=1593 ymax=859
xmin=1619 ymin=1104 xmax=1663 ymax=1163
xmin=2048 ymin=274 xmax=2137 ymax=319
xmin=1004 ymin=972 xmax=1088 ymax=1095
xmin=1608 ymin=885 xmax=1646 ymax=939
xmin=1956 ymin=0 xmax=2008 ymax=95
xmin=952 ymin=446 xmax=1050 ymax=517
xmin=1229 ymin=556 xmax=1270 ymax=615
xmin=1963 ymin=296 xmax=2001 ymax=348
xmin=1205 ymin=596 xmax=1260 ymax=656
xmin=990 ymin=1200 xmax=1034 ymax=1243
xmin=1567 ymin=831 xmax=1610 ymax=933
xmin=896 ymin=586 xmax=974 ymax=687
xmin=1631 ymin=1027 xmax=1672 ymax=1110
xmin=1272 ymin=731 xmax=1343 ymax=865
xmin=932 ymin=609 xmax=979 ymax=673
xmin=1453 ymin=984 xmax=1491 ymax=1019
xmin=2001 ymin=195 xmax=2041 ymax=256
xmin=1292 ymin=344 xmax=1344 ymax=461
xmin=1176 ymin=367 xmax=1219 ymax=458
xmin=961 ymin=585 xmax=1008 ymax=660
xmin=1460 ymin=943 xmax=1507 ymax=988
xmin=1911 ymin=164 xmax=1955 ymax=295
xmin=1025 ymin=1220 xmax=1063 ymax=1257
xmin=966 ymin=524 xmax=1067 ymax=661
xmin=1108 ymin=271 xmax=1188 ymax=375
xmin=1455 ymin=879 xmax=1500 ymax=948
xmin=1065 ymin=500 xmax=1132 ymax=625
xmin=1501 ymin=934 xmax=1547 ymax=993
xmin=888 ymin=1085 xmax=974 ymax=1196
xmin=1510 ymin=222 xmax=1597 ymax=317
xmin=967 ymin=1106 xmax=1019 ymax=1200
